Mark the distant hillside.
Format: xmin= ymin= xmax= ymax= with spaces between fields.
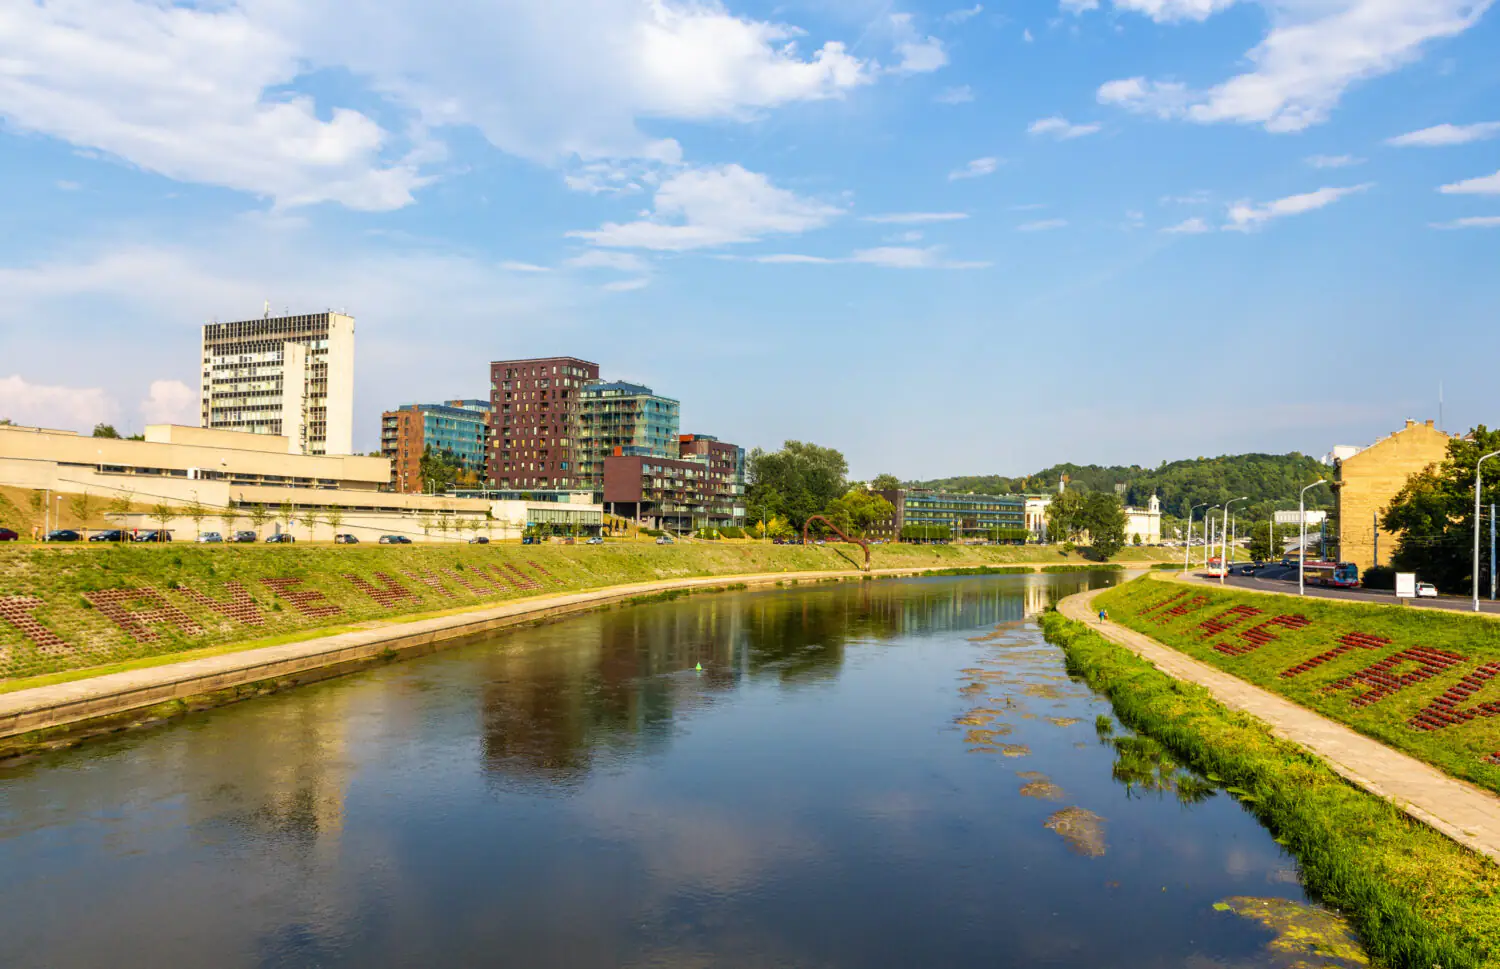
xmin=910 ymin=453 xmax=1333 ymax=520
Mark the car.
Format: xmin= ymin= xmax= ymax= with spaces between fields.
xmin=1416 ymin=582 xmax=1439 ymax=598
xmin=379 ymin=534 xmax=412 ymax=544
xmin=89 ymin=529 xmax=126 ymax=542
xmin=44 ymin=529 xmax=82 ymax=542
xmin=586 ymin=536 xmax=603 ymax=545
xmin=196 ymin=532 xmax=223 ymax=543
xmin=334 ymin=533 xmax=360 ymax=544
xmin=468 ymin=536 xmax=489 ymax=544
xmin=0 ymin=527 xmax=18 ymax=542
xmin=521 ymin=536 xmax=537 ymax=545
xmin=265 ymin=533 xmax=295 ymax=544
xmin=134 ymin=530 xmax=172 ymax=543
xmin=233 ymin=531 xmax=258 ymax=543
xmin=656 ymin=536 xmax=673 ymax=545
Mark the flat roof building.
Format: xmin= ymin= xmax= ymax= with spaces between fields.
xmin=603 ymin=453 xmax=745 ymax=532
xmin=200 ymin=311 xmax=355 ymax=456
xmin=873 ymin=489 xmax=1026 ymax=541
xmin=381 ymin=399 xmax=490 ymax=494
xmin=577 ymin=381 xmax=680 ymax=489
xmin=1332 ymin=419 xmax=1452 ymax=571
xmin=488 ymin=356 xmax=600 ymax=491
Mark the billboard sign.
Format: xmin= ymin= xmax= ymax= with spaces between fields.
xmin=1396 ymin=572 xmax=1417 ymax=599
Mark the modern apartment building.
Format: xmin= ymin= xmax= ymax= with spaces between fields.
xmin=603 ymin=453 xmax=746 ymax=532
xmin=873 ymin=489 xmax=1026 ymax=541
xmin=200 ymin=311 xmax=355 ymax=456
xmin=487 ymin=356 xmax=600 ymax=490
xmin=380 ymin=399 xmax=491 ymax=494
xmin=576 ymin=381 xmax=680 ymax=489
xmin=678 ymin=433 xmax=746 ymax=507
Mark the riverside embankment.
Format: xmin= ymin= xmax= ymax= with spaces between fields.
xmin=0 ymin=542 xmax=1166 ymax=751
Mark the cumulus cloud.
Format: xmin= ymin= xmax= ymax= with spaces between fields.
xmin=1018 ymin=219 xmax=1068 ymax=231
xmin=1028 ymin=116 xmax=1102 ymax=139
xmin=935 ymin=85 xmax=975 ymax=104
xmin=888 ymin=14 xmax=948 ymax=74
xmin=946 ymin=5 xmax=985 ymax=23
xmin=140 ymin=379 xmax=198 ymax=425
xmin=1163 ymin=216 xmax=1211 ymax=234
xmin=1430 ymin=215 xmax=1500 ymax=229
xmin=570 ymin=164 xmax=841 ymax=250
xmin=0 ymin=375 xmax=118 ymax=430
xmin=1224 ymin=183 xmax=1373 ymax=231
xmin=1096 ymin=1 xmax=1490 ymax=133
xmin=1306 ymin=154 xmax=1364 ymax=168
xmin=949 ymin=157 xmax=1000 ymax=180
xmin=1060 ymin=0 xmax=1101 ymax=12
xmin=860 ymin=212 xmax=969 ymax=224
xmin=1387 ymin=121 xmax=1500 ymax=146
xmin=1440 ymin=170 xmax=1500 ymax=195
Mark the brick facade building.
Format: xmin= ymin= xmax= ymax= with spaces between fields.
xmin=1332 ymin=419 xmax=1452 ymax=571
xmin=487 ymin=357 xmax=600 ymax=490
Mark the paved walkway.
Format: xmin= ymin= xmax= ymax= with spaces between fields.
xmin=1059 ymin=587 xmax=1500 ymax=862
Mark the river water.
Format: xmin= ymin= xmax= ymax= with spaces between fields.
xmin=0 ymin=572 xmax=1366 ymax=968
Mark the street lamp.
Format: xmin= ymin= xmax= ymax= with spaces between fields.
xmin=1221 ymin=496 xmax=1249 ymax=584
xmin=1299 ymin=479 xmax=1327 ymax=597
xmin=1185 ymin=502 xmax=1208 ymax=572
xmin=1202 ymin=505 xmax=1220 ymax=569
xmin=1474 ymin=450 xmax=1500 ymax=612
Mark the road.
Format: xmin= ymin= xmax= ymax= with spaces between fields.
xmin=1183 ymin=561 xmax=1500 ymax=616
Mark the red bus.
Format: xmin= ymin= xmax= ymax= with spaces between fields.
xmin=1302 ymin=560 xmax=1360 ymax=588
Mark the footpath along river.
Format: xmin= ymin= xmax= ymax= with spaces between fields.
xmin=0 ymin=572 xmax=1368 ymax=969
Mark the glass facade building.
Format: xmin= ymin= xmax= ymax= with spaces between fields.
xmin=892 ymin=491 xmax=1026 ymax=539
xmin=577 ymin=381 xmax=681 ymax=490
xmin=381 ymin=399 xmax=490 ymax=493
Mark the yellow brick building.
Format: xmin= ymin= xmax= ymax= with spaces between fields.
xmin=1333 ymin=419 xmax=1452 ymax=571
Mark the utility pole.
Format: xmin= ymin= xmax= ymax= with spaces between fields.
xmin=1491 ymin=502 xmax=1496 ymax=602
xmin=1373 ymin=510 xmax=1378 ymax=568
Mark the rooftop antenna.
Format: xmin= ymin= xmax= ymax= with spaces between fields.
xmin=263 ymin=300 xmax=270 ymax=320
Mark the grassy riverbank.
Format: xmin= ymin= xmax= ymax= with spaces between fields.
xmin=1093 ymin=576 xmax=1500 ymax=794
xmin=0 ymin=542 xmax=1167 ymax=689
xmin=1041 ymin=610 xmax=1500 ymax=969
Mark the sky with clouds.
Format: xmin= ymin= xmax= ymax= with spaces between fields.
xmin=0 ymin=0 xmax=1496 ymax=478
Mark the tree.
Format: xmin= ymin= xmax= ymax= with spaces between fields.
xmin=107 ymin=490 xmax=134 ymax=530
xmin=1080 ymin=492 xmax=1127 ymax=561
xmin=419 ymin=446 xmax=463 ymax=494
xmin=218 ymin=504 xmax=239 ymax=538
xmin=1247 ymin=521 xmax=1296 ymax=563
xmin=68 ymin=492 xmax=96 ymax=539
xmin=150 ymin=502 xmax=174 ymax=539
xmin=870 ymin=473 xmax=902 ymax=492
xmin=435 ymin=514 xmax=451 ymax=541
xmin=418 ymin=514 xmax=435 ymax=541
xmin=746 ymin=441 xmax=848 ymax=530
xmin=0 ymin=417 xmax=12 ymax=425
xmin=301 ymin=508 xmax=323 ymax=541
xmin=276 ymin=500 xmax=295 ymax=537
xmin=326 ymin=504 xmax=345 ymax=539
xmin=92 ymin=423 xmax=121 ymax=439
xmin=248 ymin=503 xmax=271 ymax=538
xmin=185 ymin=496 xmax=208 ymax=539
xmin=1383 ymin=426 xmax=1500 ymax=592
xmin=1045 ymin=488 xmax=1087 ymax=543
xmin=824 ymin=488 xmax=896 ymax=538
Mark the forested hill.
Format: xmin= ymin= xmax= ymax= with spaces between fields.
xmin=910 ymin=453 xmax=1332 ymax=519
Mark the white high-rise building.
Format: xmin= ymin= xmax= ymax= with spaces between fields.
xmin=200 ymin=311 xmax=355 ymax=456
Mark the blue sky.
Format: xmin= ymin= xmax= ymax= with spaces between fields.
xmin=1 ymin=0 xmax=1496 ymax=479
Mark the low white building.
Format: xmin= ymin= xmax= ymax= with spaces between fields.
xmin=1123 ymin=493 xmax=1162 ymax=545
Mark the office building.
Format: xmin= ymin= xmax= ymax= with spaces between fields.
xmin=1331 ymin=419 xmax=1452 ymax=571
xmin=487 ymin=356 xmax=600 ymax=490
xmin=873 ymin=489 xmax=1026 ymax=541
xmin=603 ymin=453 xmax=746 ymax=532
xmin=200 ymin=311 xmax=355 ymax=456
xmin=381 ymin=399 xmax=491 ymax=494
xmin=577 ymin=381 xmax=680 ymax=489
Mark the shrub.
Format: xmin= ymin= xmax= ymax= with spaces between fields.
xmin=1361 ymin=565 xmax=1396 ymax=590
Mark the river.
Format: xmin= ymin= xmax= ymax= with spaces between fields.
xmin=0 ymin=572 xmax=1365 ymax=968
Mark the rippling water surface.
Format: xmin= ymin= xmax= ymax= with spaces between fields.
xmin=0 ymin=572 xmax=1366 ymax=968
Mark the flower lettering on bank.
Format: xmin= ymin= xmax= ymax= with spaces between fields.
xmin=260 ymin=578 xmax=342 ymax=618
xmin=0 ymin=595 xmax=72 ymax=657
xmin=1409 ymin=662 xmax=1500 ymax=731
xmin=83 ymin=588 xmax=205 ymax=643
xmin=345 ymin=573 xmax=419 ymax=607
xmin=175 ymin=582 xmax=266 ymax=625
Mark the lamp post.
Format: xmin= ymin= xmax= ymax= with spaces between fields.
xmin=1185 ymin=502 xmax=1208 ymax=572
xmin=1202 ymin=505 xmax=1220 ymax=569
xmin=1299 ymin=479 xmax=1326 ymax=597
xmin=1221 ymin=496 xmax=1249 ymax=584
xmin=1473 ymin=450 xmax=1500 ymax=612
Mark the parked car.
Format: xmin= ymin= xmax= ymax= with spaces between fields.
xmin=379 ymin=534 xmax=412 ymax=545
xmin=44 ymin=529 xmax=82 ymax=542
xmin=89 ymin=529 xmax=126 ymax=542
xmin=265 ymin=533 xmax=295 ymax=544
xmin=586 ymin=536 xmax=603 ymax=545
xmin=134 ymin=530 xmax=172 ymax=543
xmin=1416 ymin=582 xmax=1439 ymax=598
xmin=233 ymin=531 xmax=258 ymax=543
xmin=334 ymin=533 xmax=359 ymax=544
xmin=656 ymin=536 xmax=673 ymax=545
xmin=521 ymin=536 xmax=536 ymax=545
xmin=0 ymin=527 xmax=18 ymax=542
xmin=468 ymin=536 xmax=489 ymax=545
xmin=196 ymin=532 xmax=223 ymax=543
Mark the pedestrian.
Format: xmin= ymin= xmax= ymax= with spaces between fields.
xmin=1098 ymin=608 xmax=1106 ymax=623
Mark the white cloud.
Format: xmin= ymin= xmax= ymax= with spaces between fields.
xmin=1023 ymin=28 xmax=1035 ymax=42
xmin=949 ymin=157 xmax=1000 ymax=180
xmin=140 ymin=379 xmax=197 ymax=425
xmin=1306 ymin=154 xmax=1364 ymax=168
xmin=1018 ymin=219 xmax=1068 ymax=231
xmin=0 ymin=375 xmax=118 ymax=430
xmin=751 ymin=246 xmax=988 ymax=269
xmin=935 ymin=85 xmax=975 ymax=104
xmin=1028 ymin=116 xmax=1102 ymax=139
xmin=1430 ymin=215 xmax=1500 ymax=229
xmin=946 ymin=5 xmax=985 ymax=24
xmin=752 ymin=253 xmax=836 ymax=264
xmin=565 ymin=250 xmax=650 ymax=272
xmin=860 ymin=212 xmax=969 ymax=224
xmin=603 ymin=278 xmax=651 ymax=292
xmin=1440 ymin=170 xmax=1500 ymax=195
xmin=1113 ymin=0 xmax=1238 ymax=23
xmin=889 ymin=14 xmax=949 ymax=74
xmin=888 ymin=230 xmax=925 ymax=242
xmin=500 ymin=261 xmax=552 ymax=273
xmin=1388 ymin=121 xmax=1500 ymax=147
xmin=1224 ymin=183 xmax=1373 ymax=231
xmin=1163 ymin=216 xmax=1211 ymax=234
xmin=1097 ymin=1 xmax=1490 ymax=133
xmin=570 ymin=164 xmax=841 ymax=250
xmin=1061 ymin=0 xmax=1101 ymax=12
